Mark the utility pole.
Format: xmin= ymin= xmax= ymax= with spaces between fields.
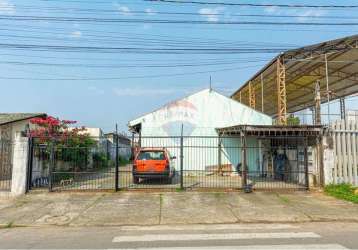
xmin=314 ymin=81 xmax=324 ymax=187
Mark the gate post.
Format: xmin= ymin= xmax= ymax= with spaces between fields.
xmin=304 ymin=138 xmax=309 ymax=190
xmin=218 ymin=135 xmax=222 ymax=175
xmin=26 ymin=136 xmax=34 ymax=192
xmin=241 ymin=132 xmax=248 ymax=189
xmin=48 ymin=138 xmax=55 ymax=192
xmin=115 ymin=124 xmax=119 ymax=191
xmin=180 ymin=124 xmax=184 ymax=190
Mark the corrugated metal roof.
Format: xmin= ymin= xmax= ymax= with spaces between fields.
xmin=0 ymin=113 xmax=47 ymax=125
xmin=231 ymin=34 xmax=358 ymax=117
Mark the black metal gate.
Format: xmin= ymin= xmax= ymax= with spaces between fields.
xmin=27 ymin=133 xmax=310 ymax=192
xmin=0 ymin=139 xmax=13 ymax=191
xmin=28 ymin=137 xmax=117 ymax=191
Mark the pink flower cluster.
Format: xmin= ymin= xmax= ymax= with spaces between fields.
xmin=29 ymin=116 xmax=79 ymax=142
xmin=30 ymin=116 xmax=61 ymax=127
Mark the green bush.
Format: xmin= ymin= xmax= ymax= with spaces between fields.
xmin=324 ymin=184 xmax=358 ymax=204
xmin=118 ymin=156 xmax=130 ymax=166
xmin=93 ymin=152 xmax=111 ymax=169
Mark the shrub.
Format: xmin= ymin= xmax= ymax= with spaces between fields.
xmin=324 ymin=184 xmax=358 ymax=204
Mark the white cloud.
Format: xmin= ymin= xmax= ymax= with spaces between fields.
xmin=116 ymin=4 xmax=132 ymax=16
xmin=113 ymin=87 xmax=177 ymax=97
xmin=145 ymin=8 xmax=157 ymax=16
xmin=263 ymin=5 xmax=326 ymax=22
xmin=198 ymin=7 xmax=225 ymax=22
xmin=0 ymin=0 xmax=15 ymax=14
xmin=69 ymin=30 xmax=82 ymax=38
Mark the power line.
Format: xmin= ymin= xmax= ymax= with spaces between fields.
xmin=0 ymin=59 xmax=269 ymax=68
xmin=0 ymin=43 xmax=291 ymax=54
xmin=8 ymin=5 xmax=358 ymax=20
xmin=0 ymin=64 xmax=262 ymax=81
xmin=5 ymin=19 xmax=358 ymax=34
xmin=2 ymin=15 xmax=358 ymax=26
xmin=0 ymin=31 xmax=298 ymax=48
xmin=146 ymin=0 xmax=358 ymax=8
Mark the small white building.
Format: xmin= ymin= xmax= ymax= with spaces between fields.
xmin=0 ymin=113 xmax=47 ymax=195
xmin=70 ymin=127 xmax=131 ymax=160
xmin=128 ymin=89 xmax=272 ymax=172
xmin=104 ymin=132 xmax=131 ymax=161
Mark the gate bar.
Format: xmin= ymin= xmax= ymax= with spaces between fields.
xmin=48 ymin=138 xmax=55 ymax=192
xmin=241 ymin=131 xmax=248 ymax=188
xmin=115 ymin=124 xmax=119 ymax=191
xmin=180 ymin=124 xmax=184 ymax=190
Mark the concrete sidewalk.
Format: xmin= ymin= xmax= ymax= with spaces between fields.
xmin=0 ymin=191 xmax=358 ymax=227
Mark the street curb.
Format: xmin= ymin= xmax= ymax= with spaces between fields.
xmin=3 ymin=218 xmax=358 ymax=229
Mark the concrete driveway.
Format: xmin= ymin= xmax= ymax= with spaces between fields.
xmin=0 ymin=191 xmax=357 ymax=227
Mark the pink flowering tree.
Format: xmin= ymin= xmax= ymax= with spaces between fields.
xmin=29 ymin=116 xmax=96 ymax=169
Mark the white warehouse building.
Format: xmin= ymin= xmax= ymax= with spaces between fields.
xmin=128 ymin=89 xmax=272 ymax=173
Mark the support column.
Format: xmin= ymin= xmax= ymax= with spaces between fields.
xmin=276 ymin=57 xmax=287 ymax=125
xmin=325 ymin=54 xmax=331 ymax=124
xmin=310 ymin=107 xmax=316 ymax=125
xmin=315 ymin=81 xmax=321 ymax=125
xmin=239 ymin=91 xmax=242 ymax=103
xmin=248 ymin=81 xmax=256 ymax=109
xmin=340 ymin=97 xmax=346 ymax=121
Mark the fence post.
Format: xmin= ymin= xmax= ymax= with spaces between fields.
xmin=115 ymin=124 xmax=119 ymax=191
xmin=180 ymin=124 xmax=184 ymax=190
xmin=48 ymin=138 xmax=55 ymax=192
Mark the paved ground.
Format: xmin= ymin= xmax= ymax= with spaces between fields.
xmin=49 ymin=165 xmax=304 ymax=191
xmin=1 ymin=222 xmax=358 ymax=249
xmin=0 ymin=191 xmax=358 ymax=227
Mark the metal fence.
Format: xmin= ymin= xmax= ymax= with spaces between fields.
xmin=28 ymin=136 xmax=128 ymax=191
xmin=329 ymin=120 xmax=358 ymax=186
xmin=0 ymin=139 xmax=13 ymax=191
xmin=27 ymin=134 xmax=308 ymax=192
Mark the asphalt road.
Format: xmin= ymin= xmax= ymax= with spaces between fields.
xmin=0 ymin=222 xmax=358 ymax=249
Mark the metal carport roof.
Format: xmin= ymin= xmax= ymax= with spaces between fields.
xmin=231 ymin=34 xmax=358 ymax=120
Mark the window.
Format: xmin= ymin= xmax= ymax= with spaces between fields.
xmin=137 ymin=151 xmax=165 ymax=160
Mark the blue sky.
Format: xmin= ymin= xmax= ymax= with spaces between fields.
xmin=0 ymin=0 xmax=357 ymax=132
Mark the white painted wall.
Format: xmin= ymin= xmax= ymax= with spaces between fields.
xmin=11 ymin=132 xmax=28 ymax=196
xmin=0 ymin=120 xmax=31 ymax=196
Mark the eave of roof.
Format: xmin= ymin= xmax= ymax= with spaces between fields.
xmin=216 ymin=124 xmax=323 ymax=137
xmin=0 ymin=113 xmax=47 ymax=126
